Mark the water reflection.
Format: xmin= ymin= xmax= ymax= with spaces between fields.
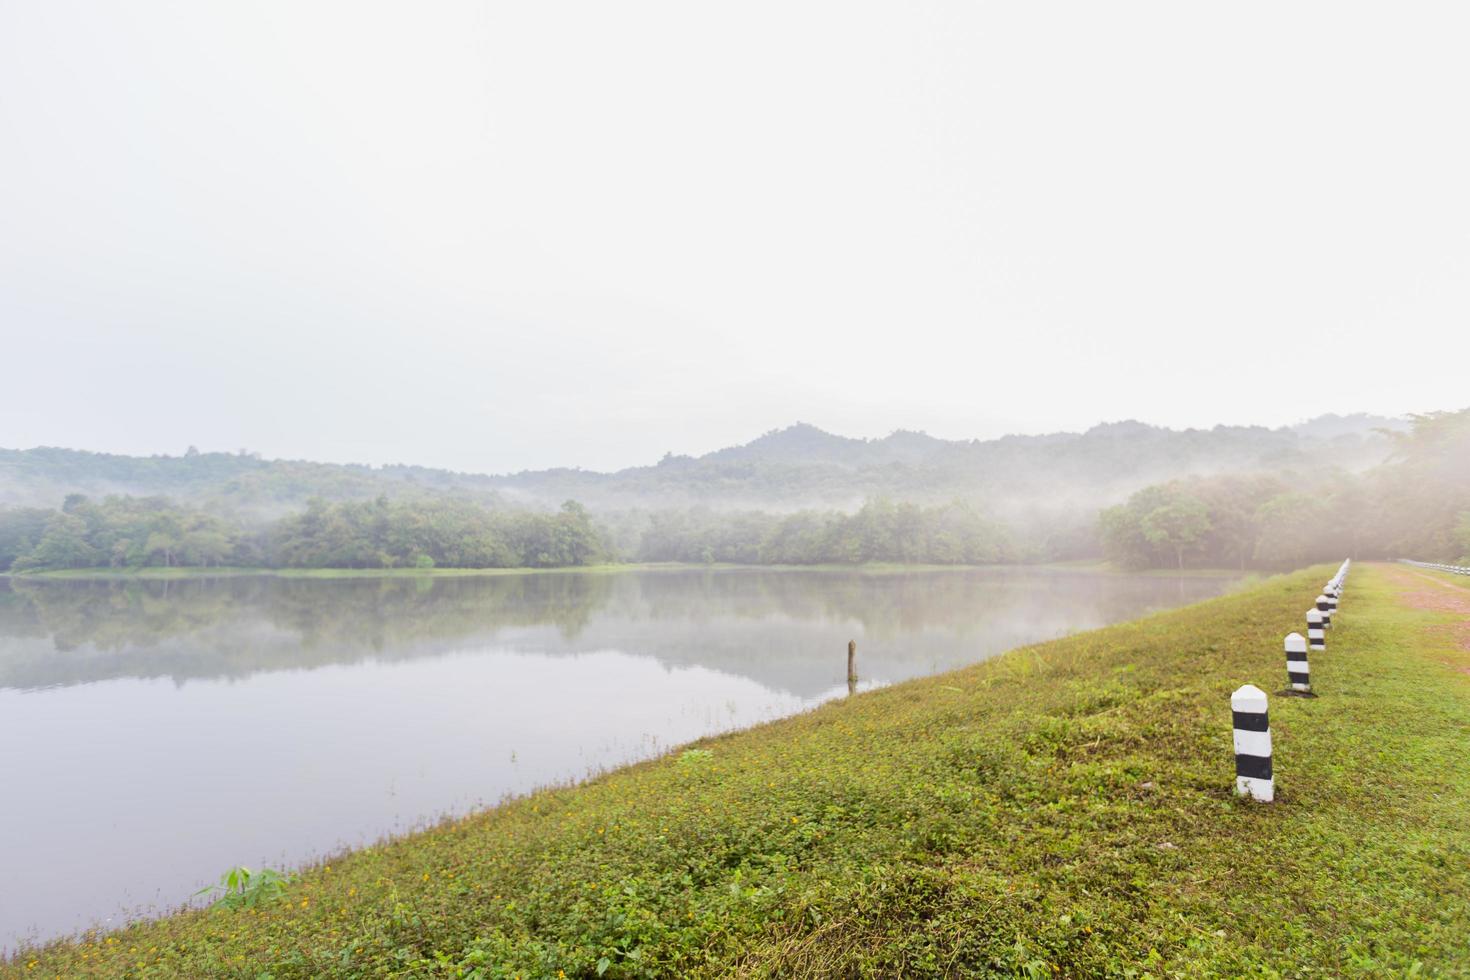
xmin=0 ymin=568 xmax=1230 ymax=697
xmin=0 ymin=566 xmax=1237 ymax=951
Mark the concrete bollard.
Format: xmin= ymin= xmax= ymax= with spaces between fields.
xmin=1316 ymin=594 xmax=1332 ymax=629
xmin=1285 ymin=632 xmax=1310 ymax=693
xmin=1232 ymin=684 xmax=1273 ymax=802
xmin=1306 ymin=609 xmax=1325 ymax=652
xmin=1325 ymin=589 xmax=1339 ymax=617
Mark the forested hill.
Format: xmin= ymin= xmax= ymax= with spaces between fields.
xmin=0 ymin=413 xmax=1405 ymax=513
xmin=502 ymin=416 xmax=1401 ymax=510
xmin=2 ymin=412 xmax=1464 ymax=573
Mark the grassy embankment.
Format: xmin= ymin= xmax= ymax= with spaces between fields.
xmin=9 ymin=563 xmax=1470 ymax=977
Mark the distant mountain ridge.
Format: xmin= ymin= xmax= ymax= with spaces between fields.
xmin=0 ymin=413 xmax=1411 ymax=514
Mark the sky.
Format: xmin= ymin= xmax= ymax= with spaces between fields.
xmin=2 ymin=2 xmax=1468 ymax=475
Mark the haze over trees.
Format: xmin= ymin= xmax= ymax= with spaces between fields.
xmin=1 ymin=496 xmax=610 ymax=573
xmin=1100 ymin=410 xmax=1470 ymax=569
xmin=0 ymin=410 xmax=1465 ymax=573
xmin=0 ymin=414 xmax=1406 ymax=514
xmin=636 ymin=499 xmax=1014 ymax=566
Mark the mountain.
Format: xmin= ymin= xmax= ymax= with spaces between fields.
xmin=0 ymin=414 xmax=1412 ymax=516
xmin=492 ymin=415 xmax=1408 ymax=512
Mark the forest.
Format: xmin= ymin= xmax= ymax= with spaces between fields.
xmin=634 ymin=498 xmax=1014 ymax=565
xmin=0 ymin=494 xmax=1014 ymax=572
xmin=0 ymin=496 xmax=607 ymax=572
xmin=1100 ymin=409 xmax=1470 ymax=568
xmin=0 ymin=411 xmax=1465 ymax=573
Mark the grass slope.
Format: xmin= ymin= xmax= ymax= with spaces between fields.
xmin=9 ymin=563 xmax=1470 ymax=977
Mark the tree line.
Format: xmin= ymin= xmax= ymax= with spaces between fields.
xmin=0 ymin=495 xmax=1014 ymax=572
xmin=0 ymin=496 xmax=608 ymax=572
xmin=635 ymin=498 xmax=1014 ymax=565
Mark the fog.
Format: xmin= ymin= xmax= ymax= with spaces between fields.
xmin=3 ymin=2 xmax=1469 ymax=474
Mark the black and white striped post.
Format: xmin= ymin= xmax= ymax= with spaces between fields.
xmin=1325 ymin=588 xmax=1339 ymax=618
xmin=1306 ymin=608 xmax=1325 ymax=652
xmin=1285 ymin=632 xmax=1310 ymax=693
xmin=1232 ymin=684 xmax=1273 ymax=802
xmin=1315 ymin=594 xmax=1332 ymax=629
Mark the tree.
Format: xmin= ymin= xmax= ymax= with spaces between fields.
xmin=1100 ymin=484 xmax=1211 ymax=570
xmin=1252 ymin=493 xmax=1329 ymax=567
xmin=1099 ymin=503 xmax=1151 ymax=569
xmin=13 ymin=513 xmax=100 ymax=570
xmin=1138 ymin=488 xmax=1211 ymax=570
xmin=0 ymin=508 xmax=53 ymax=571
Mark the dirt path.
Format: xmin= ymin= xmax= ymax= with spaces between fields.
xmin=1377 ymin=563 xmax=1470 ymax=669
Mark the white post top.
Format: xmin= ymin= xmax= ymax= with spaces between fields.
xmin=1232 ymin=684 xmax=1268 ymax=713
xmin=1284 ymin=632 xmax=1307 ymax=652
xmin=1315 ymin=594 xmax=1329 ymax=603
xmin=1306 ymin=609 xmax=1323 ymax=623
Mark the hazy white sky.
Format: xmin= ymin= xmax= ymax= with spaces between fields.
xmin=2 ymin=2 xmax=1467 ymax=474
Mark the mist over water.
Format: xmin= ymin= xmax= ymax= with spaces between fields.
xmin=0 ymin=565 xmax=1240 ymax=951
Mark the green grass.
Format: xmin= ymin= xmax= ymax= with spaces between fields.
xmin=9 ymin=563 xmax=1470 ymax=977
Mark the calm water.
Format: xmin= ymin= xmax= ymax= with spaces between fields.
xmin=0 ymin=565 xmax=1240 ymax=951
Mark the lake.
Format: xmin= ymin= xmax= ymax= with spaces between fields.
xmin=0 ymin=565 xmax=1241 ymax=952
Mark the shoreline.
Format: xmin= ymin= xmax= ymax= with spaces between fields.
xmin=15 ymin=562 xmax=1468 ymax=975
xmin=1 ymin=560 xmax=1252 ymax=582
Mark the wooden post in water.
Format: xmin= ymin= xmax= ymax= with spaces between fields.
xmin=847 ymin=639 xmax=858 ymax=695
